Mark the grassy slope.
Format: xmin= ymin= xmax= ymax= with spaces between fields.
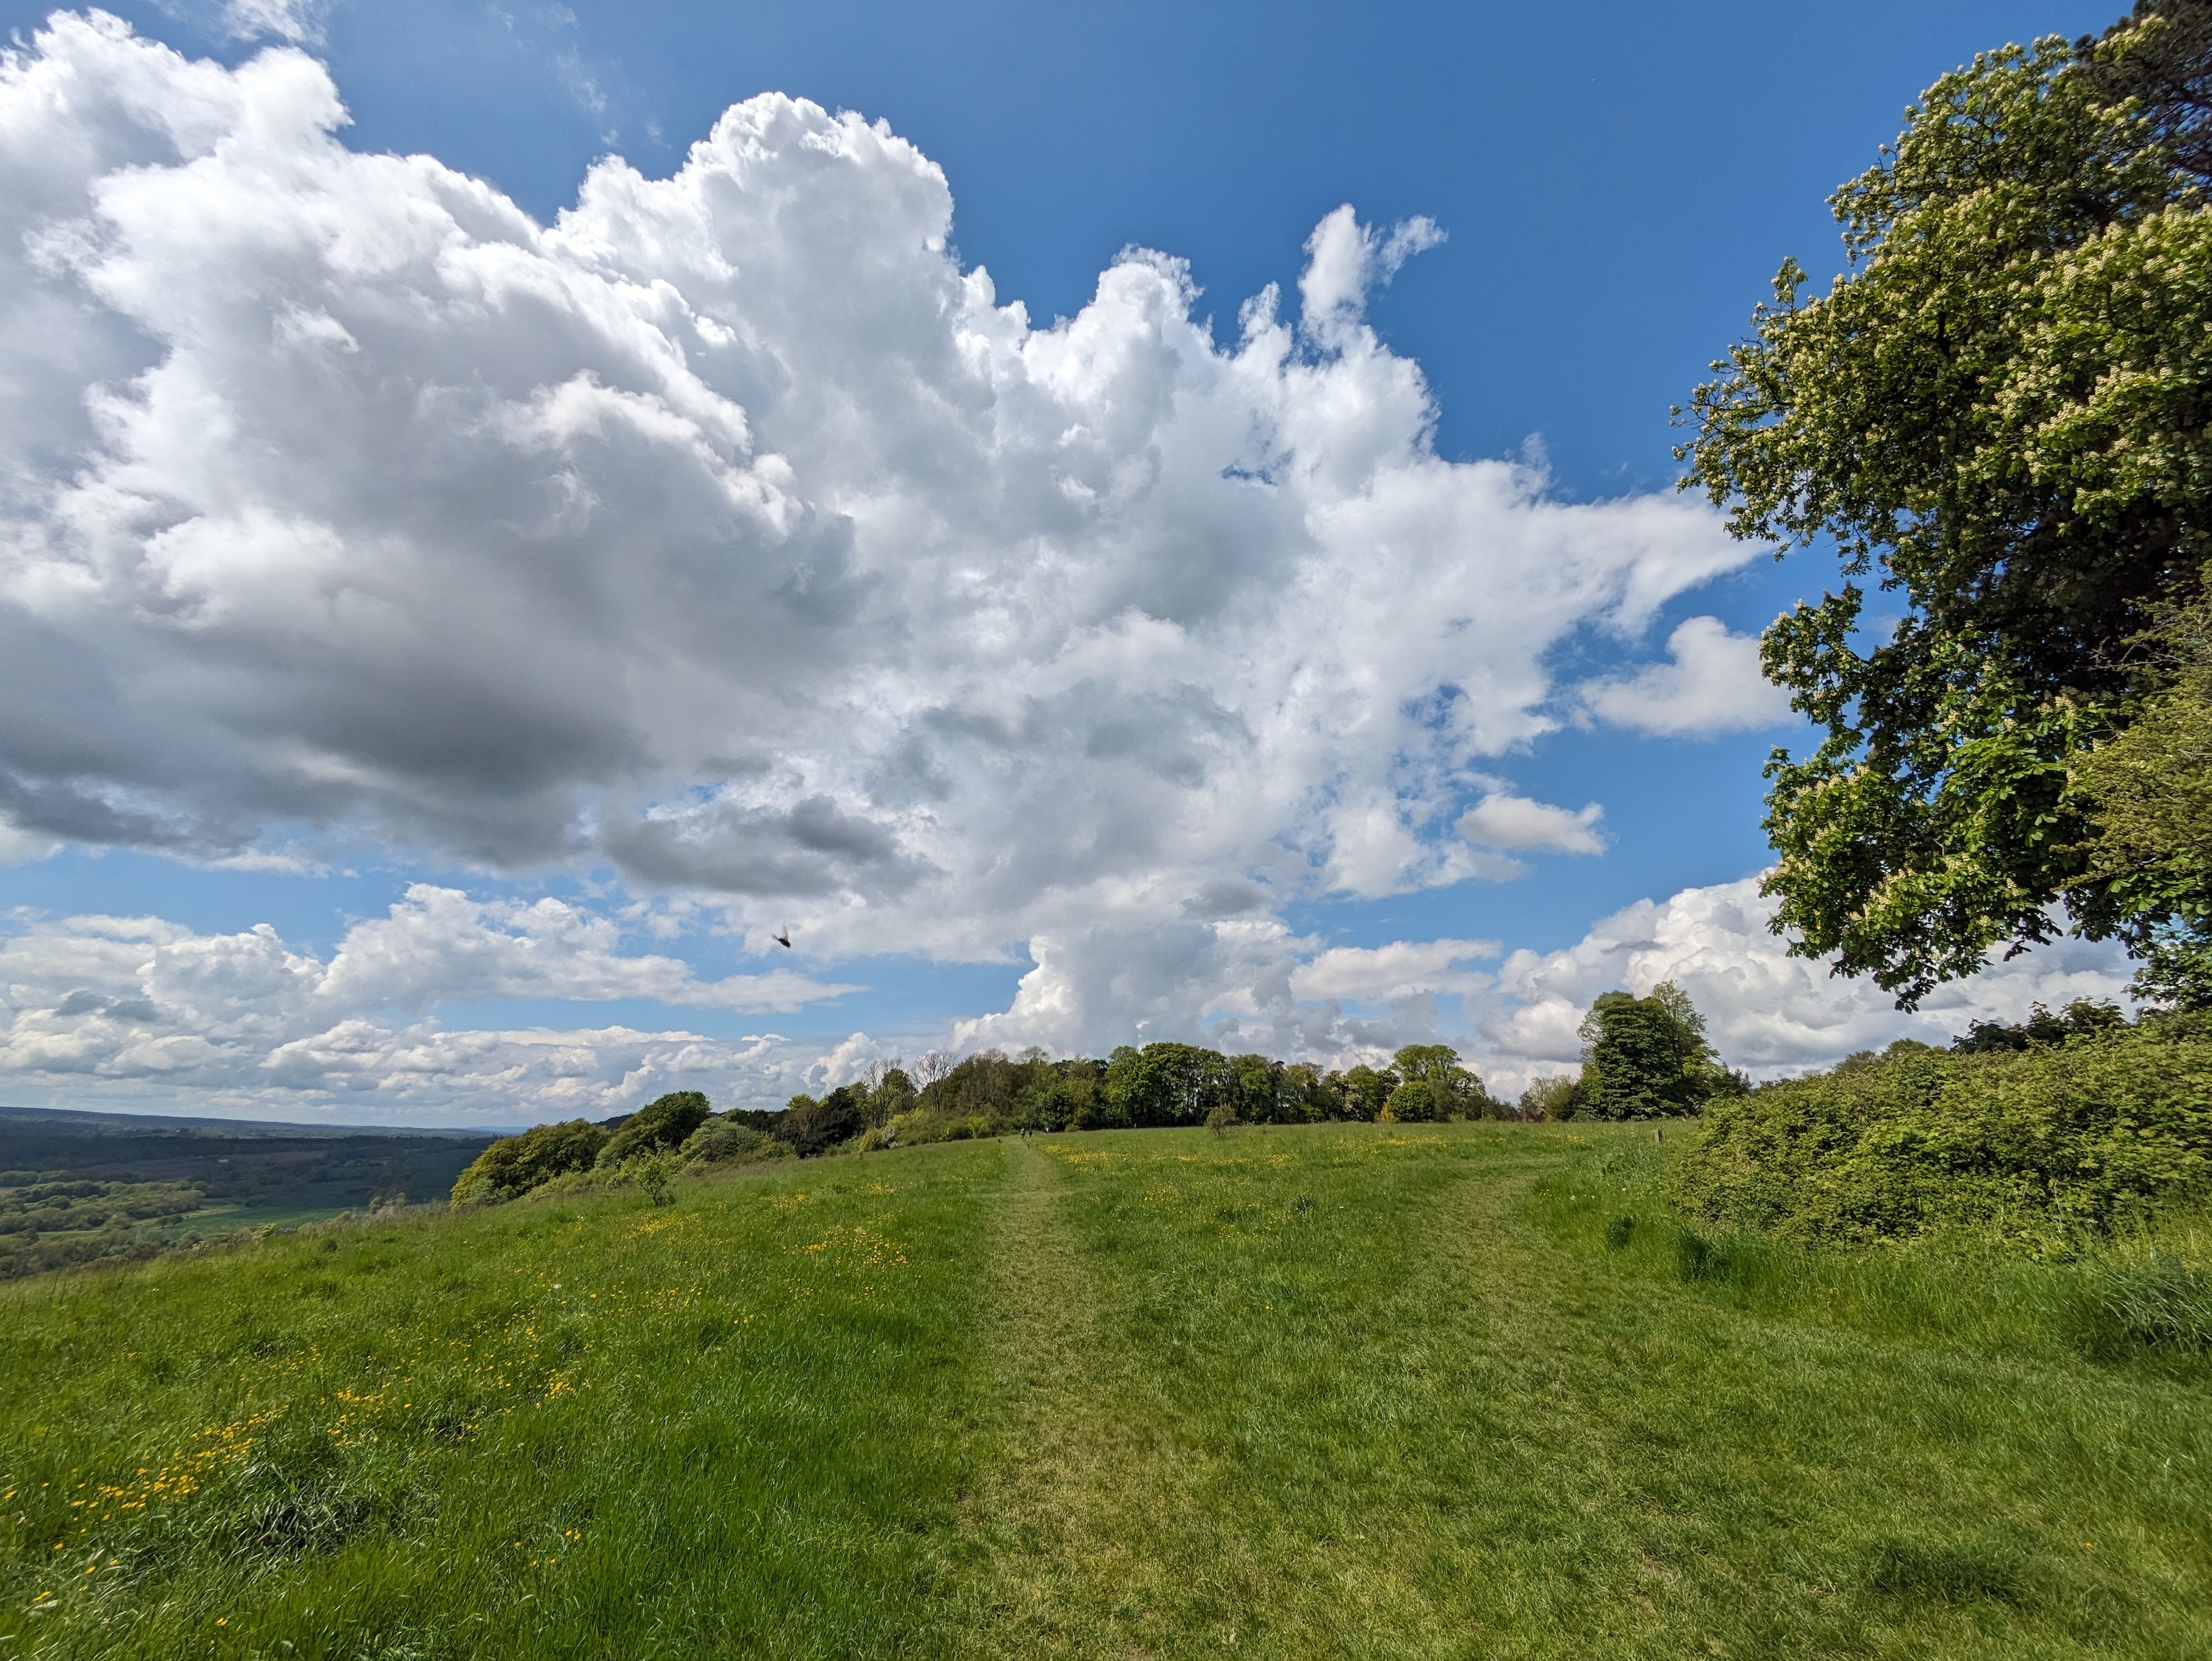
xmin=1 ymin=1124 xmax=2205 ymax=1658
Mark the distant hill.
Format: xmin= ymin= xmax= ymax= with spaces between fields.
xmin=0 ymin=1104 xmax=498 ymax=1279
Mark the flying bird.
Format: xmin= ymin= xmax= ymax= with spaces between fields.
xmin=773 ymin=927 xmax=793 ymax=950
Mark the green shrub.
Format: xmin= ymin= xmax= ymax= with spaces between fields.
xmin=635 ymin=1151 xmax=678 ymax=1208
xmin=598 ymin=1090 xmax=714 ymax=1166
xmin=449 ymin=1119 xmax=609 ymax=1207
xmin=681 ymin=1118 xmax=782 ymax=1166
xmin=1672 ymin=1023 xmax=2212 ymax=1250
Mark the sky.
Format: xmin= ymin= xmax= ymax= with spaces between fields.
xmin=0 ymin=0 xmax=2138 ymax=1126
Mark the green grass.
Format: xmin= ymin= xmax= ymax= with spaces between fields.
xmin=1 ymin=1123 xmax=2207 ymax=1657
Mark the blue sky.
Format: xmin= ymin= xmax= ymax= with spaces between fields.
xmin=0 ymin=1 xmax=2135 ymax=1123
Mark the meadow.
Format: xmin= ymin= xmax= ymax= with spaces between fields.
xmin=0 ymin=1121 xmax=2205 ymax=1658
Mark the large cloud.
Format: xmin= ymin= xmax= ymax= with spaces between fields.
xmin=0 ymin=13 xmax=1752 ymax=1003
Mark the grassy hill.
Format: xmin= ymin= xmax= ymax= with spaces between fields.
xmin=1 ymin=1121 xmax=2206 ymax=1658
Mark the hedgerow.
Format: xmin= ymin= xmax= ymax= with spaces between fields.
xmin=1671 ymin=1017 xmax=2212 ymax=1253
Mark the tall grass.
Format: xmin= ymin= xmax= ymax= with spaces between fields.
xmin=1537 ymin=1136 xmax=2212 ymax=1379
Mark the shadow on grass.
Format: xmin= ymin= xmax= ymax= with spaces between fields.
xmin=1866 ymin=1536 xmax=2031 ymax=1604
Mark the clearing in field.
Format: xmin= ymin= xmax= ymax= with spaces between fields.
xmin=1 ymin=1122 xmax=2205 ymax=1658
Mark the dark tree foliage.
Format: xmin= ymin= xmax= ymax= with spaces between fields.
xmin=774 ymin=1086 xmax=868 ymax=1157
xmin=2081 ymin=1 xmax=2212 ymax=184
xmin=450 ymin=1119 xmax=608 ymax=1205
xmin=1573 ymin=983 xmax=1738 ymax=1119
xmin=597 ymin=1090 xmax=713 ymax=1166
xmin=1103 ymin=1043 xmax=1238 ymax=1127
xmin=1952 ymin=997 xmax=2130 ymax=1053
xmin=1678 ymin=5 xmax=2212 ymax=1006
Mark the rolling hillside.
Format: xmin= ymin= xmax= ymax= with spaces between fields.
xmin=0 ymin=1107 xmax=496 ymax=1281
xmin=1 ymin=1122 xmax=2205 ymax=1658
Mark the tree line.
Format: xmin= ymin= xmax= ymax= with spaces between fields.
xmin=448 ymin=981 xmax=1744 ymax=1205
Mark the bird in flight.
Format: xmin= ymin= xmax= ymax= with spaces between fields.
xmin=773 ymin=927 xmax=793 ymax=950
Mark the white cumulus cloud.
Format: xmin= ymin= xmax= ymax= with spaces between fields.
xmin=0 ymin=15 xmax=1753 ymax=1011
xmin=1579 ymin=616 xmax=1797 ymax=737
xmin=1457 ymin=793 xmax=1605 ymax=856
xmin=0 ymin=15 xmax=1894 ymax=1099
xmin=1471 ymin=875 xmax=2137 ymax=1096
xmin=1288 ymin=938 xmax=1498 ymax=1004
xmin=0 ymin=885 xmax=855 ymax=1119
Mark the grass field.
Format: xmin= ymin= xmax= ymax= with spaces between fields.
xmin=1 ymin=1121 xmax=2206 ymax=1658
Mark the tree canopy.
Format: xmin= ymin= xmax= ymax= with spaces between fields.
xmin=1573 ymin=983 xmax=1739 ymax=1118
xmin=2070 ymin=586 xmax=2212 ymax=1000
xmin=1677 ymin=2 xmax=2212 ymax=1006
xmin=597 ymin=1090 xmax=712 ymax=1166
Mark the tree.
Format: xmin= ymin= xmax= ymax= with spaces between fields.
xmin=1952 ymin=997 xmax=2129 ymax=1052
xmin=598 ymin=1090 xmax=713 ymax=1166
xmin=1575 ymin=983 xmax=1733 ymax=1118
xmin=1382 ymin=1045 xmax=1494 ymax=1121
xmin=866 ymin=1067 xmax=917 ymax=1127
xmin=449 ymin=1118 xmax=609 ymax=1206
xmin=776 ymin=1085 xmax=868 ymax=1157
xmin=2079 ymin=1 xmax=2212 ymax=184
xmin=1101 ymin=1042 xmax=1235 ymax=1127
xmin=1517 ymin=1076 xmax=1577 ymax=1121
xmin=1677 ymin=8 xmax=2212 ymax=1006
xmin=2070 ymin=585 xmax=2212 ymax=999
xmin=1340 ymin=1064 xmax=1397 ymax=1122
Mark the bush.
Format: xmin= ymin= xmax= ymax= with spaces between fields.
xmin=450 ymin=1119 xmax=610 ymax=1207
xmin=635 ymin=1152 xmax=678 ymax=1208
xmin=1672 ymin=1022 xmax=2212 ymax=1250
xmin=681 ymin=1118 xmax=782 ymax=1166
xmin=599 ymin=1092 xmax=714 ymax=1166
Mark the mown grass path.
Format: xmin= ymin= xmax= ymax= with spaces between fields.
xmin=960 ymin=1127 xmax=2212 ymax=1658
xmin=1 ymin=1123 xmax=2207 ymax=1658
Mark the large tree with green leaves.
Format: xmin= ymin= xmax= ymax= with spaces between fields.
xmin=1678 ymin=1 xmax=2212 ymax=1006
xmin=2070 ymin=586 xmax=2212 ymax=999
xmin=1574 ymin=983 xmax=1736 ymax=1119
